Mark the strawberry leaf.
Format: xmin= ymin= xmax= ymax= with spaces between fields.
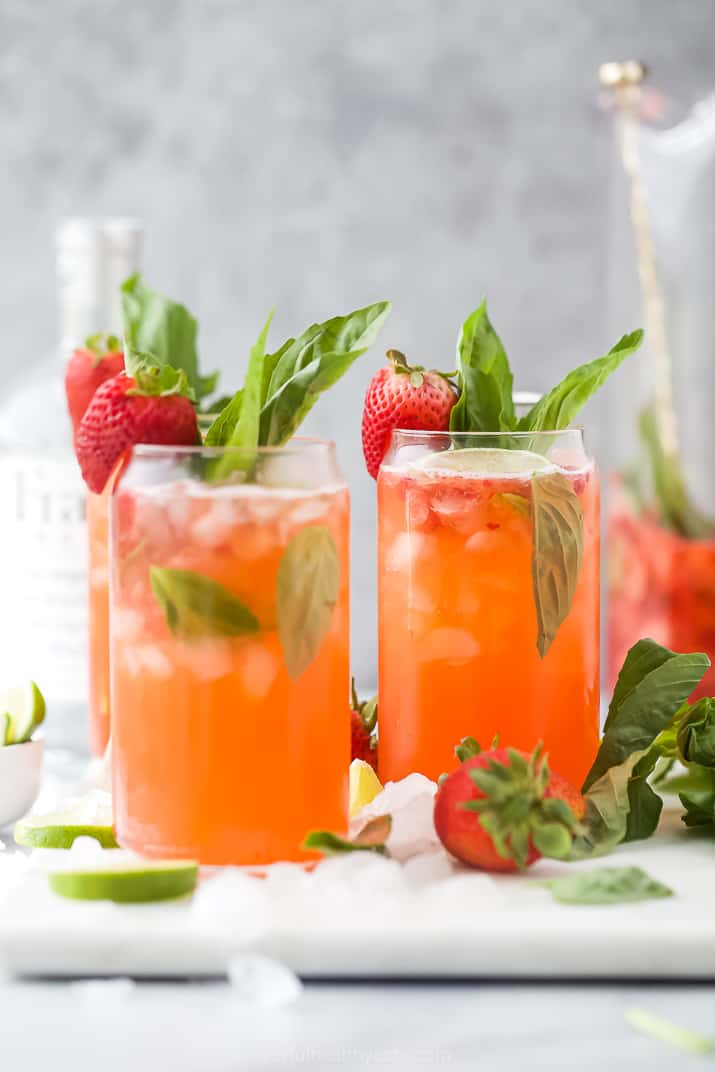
xmin=85 ymin=333 xmax=121 ymax=360
xmin=464 ymin=745 xmax=580 ymax=869
xmin=455 ymin=736 xmax=481 ymax=762
xmin=126 ymin=360 xmax=196 ymax=401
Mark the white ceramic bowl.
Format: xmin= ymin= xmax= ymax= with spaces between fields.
xmin=0 ymin=739 xmax=44 ymax=829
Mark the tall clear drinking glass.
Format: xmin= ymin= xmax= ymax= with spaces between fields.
xmin=110 ymin=440 xmax=350 ymax=865
xmin=377 ymin=429 xmax=600 ymax=788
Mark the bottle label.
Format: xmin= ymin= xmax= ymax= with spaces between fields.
xmin=0 ymin=453 xmax=88 ymax=704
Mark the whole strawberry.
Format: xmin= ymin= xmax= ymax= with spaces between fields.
xmin=350 ymin=678 xmax=378 ymax=769
xmin=434 ymin=743 xmax=584 ymax=872
xmin=64 ymin=334 xmax=125 ymax=441
xmin=76 ymin=368 xmax=199 ymax=494
xmin=361 ymin=350 xmax=457 ymax=479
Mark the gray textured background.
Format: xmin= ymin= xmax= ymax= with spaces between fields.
xmin=1 ymin=0 xmax=713 ymax=683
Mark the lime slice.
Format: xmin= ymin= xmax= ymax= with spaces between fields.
xmin=414 ymin=447 xmax=555 ymax=478
xmin=49 ymin=859 xmax=198 ymax=903
xmin=0 ymin=681 xmax=46 ymax=744
xmin=349 ymin=759 xmax=383 ymax=818
xmin=14 ymin=813 xmax=119 ymax=850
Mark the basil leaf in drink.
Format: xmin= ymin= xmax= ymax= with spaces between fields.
xmin=530 ymin=472 xmax=584 ymax=658
xmin=540 ymin=866 xmax=673 ymax=905
xmin=495 ymin=492 xmax=530 ymax=519
xmin=583 ymin=639 xmax=710 ymax=791
xmin=449 ymin=299 xmax=516 ymax=434
xmin=206 ymin=310 xmax=274 ymax=480
xmin=517 ymin=329 xmax=644 ymax=432
xmin=120 ymin=274 xmax=218 ymax=403
xmin=639 ymin=403 xmax=714 ymax=539
xmin=259 ymin=302 xmax=391 ymax=445
xmin=150 ymin=567 xmax=259 ymax=640
xmin=276 ymin=525 xmax=339 ymax=679
xmin=303 ymin=815 xmax=391 ymax=856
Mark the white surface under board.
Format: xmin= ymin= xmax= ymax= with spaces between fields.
xmin=0 ymin=811 xmax=713 ymax=980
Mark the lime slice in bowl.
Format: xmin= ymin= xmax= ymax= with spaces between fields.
xmin=14 ymin=814 xmax=119 ymax=849
xmin=49 ymin=858 xmax=199 ymax=903
xmin=0 ymin=682 xmax=46 ymax=745
xmin=414 ymin=447 xmax=555 ymax=478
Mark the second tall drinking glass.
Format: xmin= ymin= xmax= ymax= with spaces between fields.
xmin=110 ymin=439 xmax=350 ymax=865
xmin=377 ymin=429 xmax=600 ymax=788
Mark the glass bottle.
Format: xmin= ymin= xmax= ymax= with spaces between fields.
xmin=0 ymin=219 xmax=142 ymax=752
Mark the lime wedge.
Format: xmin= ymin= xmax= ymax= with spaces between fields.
xmin=14 ymin=813 xmax=119 ymax=850
xmin=49 ymin=859 xmax=198 ymax=903
xmin=414 ymin=447 xmax=555 ymax=478
xmin=349 ymin=759 xmax=383 ymax=818
xmin=0 ymin=682 xmax=46 ymax=745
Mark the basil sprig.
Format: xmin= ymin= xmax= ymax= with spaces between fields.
xmin=206 ymin=301 xmax=391 ymax=478
xmin=571 ymin=638 xmax=711 ymax=857
xmin=120 ymin=274 xmax=219 ymax=404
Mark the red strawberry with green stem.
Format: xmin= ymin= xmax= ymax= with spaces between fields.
xmin=76 ymin=367 xmax=199 ymax=494
xmin=361 ymin=350 xmax=457 ymax=478
xmin=64 ymin=334 xmax=125 ymax=441
xmin=434 ymin=742 xmax=585 ymax=872
xmin=350 ymin=678 xmax=378 ymax=769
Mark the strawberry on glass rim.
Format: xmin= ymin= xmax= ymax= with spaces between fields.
xmin=361 ymin=349 xmax=457 ymax=478
xmin=76 ymin=360 xmax=199 ymax=494
xmin=64 ymin=333 xmax=125 ymax=442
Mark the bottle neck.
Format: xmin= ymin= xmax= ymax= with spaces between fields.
xmin=56 ymin=219 xmax=143 ymax=356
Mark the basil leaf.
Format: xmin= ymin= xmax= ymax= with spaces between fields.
xmin=303 ymin=815 xmax=391 ymax=856
xmin=259 ymin=301 xmax=391 ymax=445
xmin=530 ymin=472 xmax=584 ymax=658
xmin=518 ymin=329 xmax=643 ymax=432
xmin=276 ymin=525 xmax=340 ymax=679
xmin=678 ymin=768 xmax=715 ymax=828
xmin=150 ymin=567 xmax=259 ymax=640
xmin=639 ymin=403 xmax=714 ymax=539
xmin=625 ymin=744 xmax=665 ymax=841
xmin=206 ymin=310 xmax=274 ymax=480
xmin=677 ymin=697 xmax=715 ymax=766
xmin=449 ymin=299 xmax=515 ymax=433
xmin=570 ymin=767 xmax=632 ymax=858
xmin=120 ymin=274 xmax=218 ymax=403
xmin=204 ymin=390 xmax=242 ymax=447
xmin=496 ymin=492 xmax=531 ymax=519
xmin=583 ymin=639 xmax=710 ymax=791
xmin=541 ymin=866 xmax=673 ymax=905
